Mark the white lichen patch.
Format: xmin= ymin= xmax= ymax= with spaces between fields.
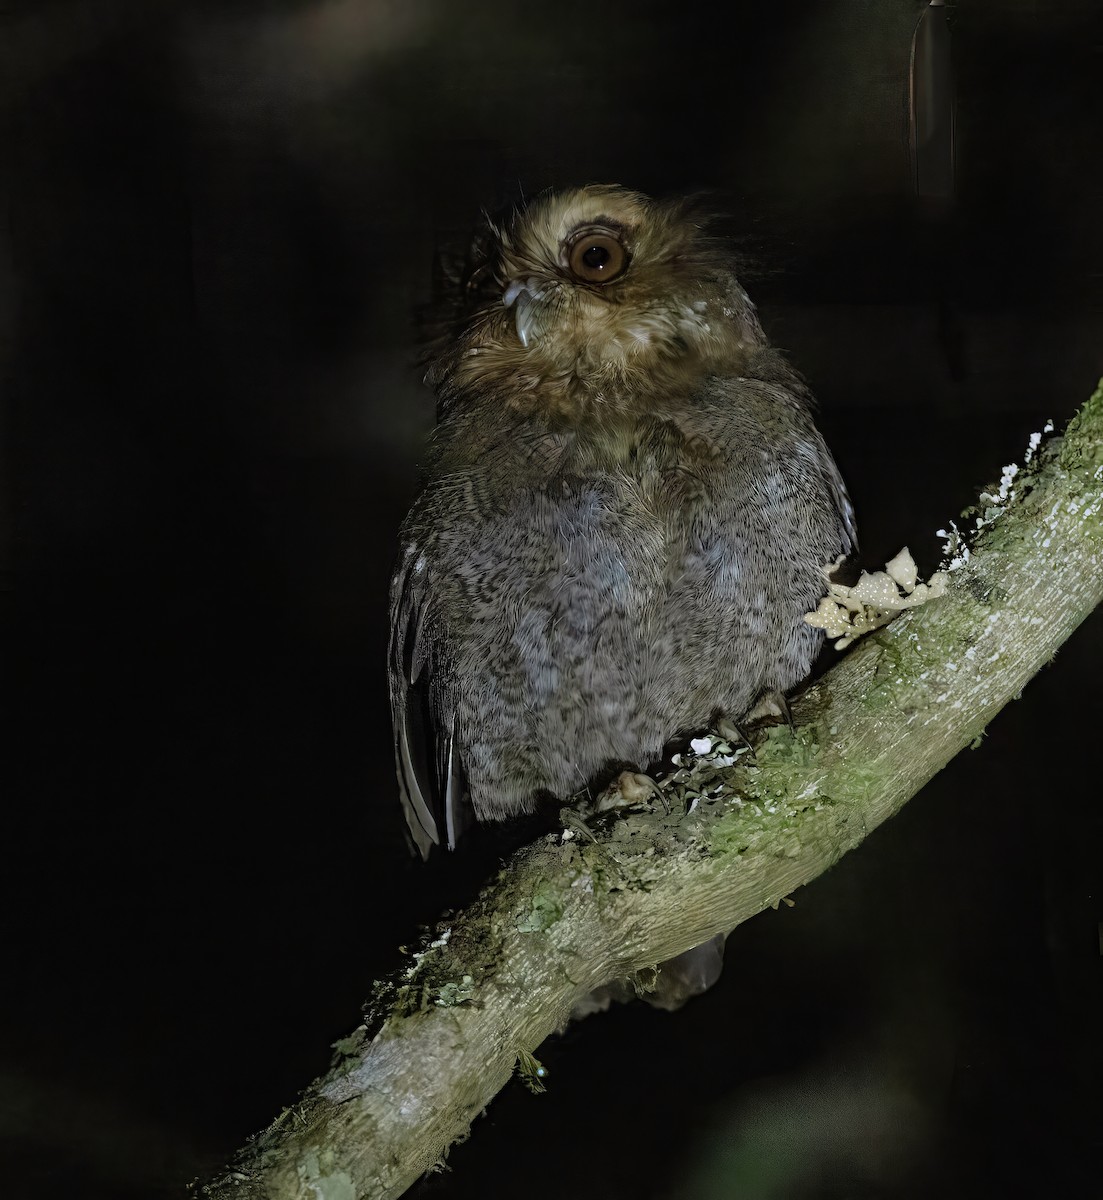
xmin=433 ymin=975 xmax=477 ymax=1007
xmin=980 ymin=462 xmax=1019 ymax=508
xmin=939 ymin=421 xmax=1057 ymax=563
xmin=402 ymin=927 xmax=453 ymax=981
xmin=646 ymin=734 xmax=750 ymax=815
xmin=805 ymin=548 xmax=949 ymax=650
xmin=936 ymin=521 xmax=971 ymax=571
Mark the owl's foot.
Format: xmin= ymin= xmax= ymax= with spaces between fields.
xmin=714 ymin=716 xmax=755 ymax=753
xmin=713 ymin=692 xmax=793 ymax=758
xmin=744 ymin=689 xmax=795 ymax=728
xmin=595 ymin=770 xmax=669 ymax=815
xmin=569 ymin=933 xmax=727 ymax=1020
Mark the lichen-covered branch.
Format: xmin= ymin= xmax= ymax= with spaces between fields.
xmin=199 ymin=384 xmax=1103 ymax=1200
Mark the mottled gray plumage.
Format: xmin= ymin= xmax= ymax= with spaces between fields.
xmin=390 ymin=186 xmax=855 ymax=858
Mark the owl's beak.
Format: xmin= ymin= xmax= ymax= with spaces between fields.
xmin=502 ymin=278 xmax=545 ymax=348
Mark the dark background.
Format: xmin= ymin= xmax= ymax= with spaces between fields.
xmin=3 ymin=1 xmax=1102 ymax=1197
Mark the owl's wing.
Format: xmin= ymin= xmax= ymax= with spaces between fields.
xmin=697 ymin=371 xmax=857 ymax=566
xmin=388 ymin=547 xmax=471 ymax=859
xmin=821 ymin=443 xmax=858 ymax=560
xmin=763 ymin=375 xmax=858 ymax=561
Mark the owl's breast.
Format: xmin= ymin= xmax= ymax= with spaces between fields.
xmin=453 ymin=468 xmax=666 ymax=649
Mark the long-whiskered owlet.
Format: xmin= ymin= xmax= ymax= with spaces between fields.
xmin=390 ymin=185 xmax=856 ymax=858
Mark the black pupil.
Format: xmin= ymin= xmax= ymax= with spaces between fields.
xmin=581 ymin=243 xmax=611 ymax=270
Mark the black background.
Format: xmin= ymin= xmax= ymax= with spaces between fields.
xmin=3 ymin=2 xmax=1102 ymax=1197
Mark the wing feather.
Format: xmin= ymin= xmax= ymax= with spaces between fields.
xmin=821 ymin=448 xmax=858 ymax=559
xmin=388 ymin=546 xmax=471 ymax=858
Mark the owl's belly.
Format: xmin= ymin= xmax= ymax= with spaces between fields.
xmin=449 ymin=485 xmax=823 ymax=818
xmin=452 ymin=492 xmax=661 ymax=810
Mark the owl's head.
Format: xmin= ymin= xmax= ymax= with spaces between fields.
xmin=428 ymin=185 xmax=765 ymax=415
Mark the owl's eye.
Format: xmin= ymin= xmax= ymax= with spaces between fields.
xmin=565 ymin=229 xmax=629 ymax=285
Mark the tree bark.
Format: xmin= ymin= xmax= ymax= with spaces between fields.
xmin=199 ymin=383 xmax=1103 ymax=1200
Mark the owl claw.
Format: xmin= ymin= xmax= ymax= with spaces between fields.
xmin=595 ymin=771 xmax=669 ymax=815
xmin=715 ymin=717 xmax=755 ymax=754
xmin=745 ymin=689 xmax=795 ymax=728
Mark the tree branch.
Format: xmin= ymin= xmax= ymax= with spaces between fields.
xmin=199 ymin=383 xmax=1103 ymax=1200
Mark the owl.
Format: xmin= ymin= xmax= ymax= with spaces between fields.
xmin=390 ymin=185 xmax=855 ymax=859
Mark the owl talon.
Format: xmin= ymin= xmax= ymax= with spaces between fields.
xmin=714 ymin=717 xmax=755 ymax=754
xmin=774 ymin=692 xmax=795 ymax=728
xmin=744 ymin=689 xmax=795 ymax=728
xmin=595 ymin=771 xmax=669 ymax=814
